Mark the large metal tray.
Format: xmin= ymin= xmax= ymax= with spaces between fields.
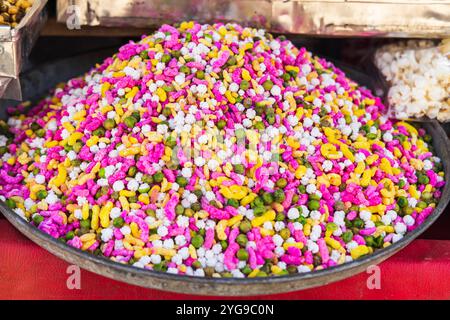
xmin=0 ymin=51 xmax=449 ymax=296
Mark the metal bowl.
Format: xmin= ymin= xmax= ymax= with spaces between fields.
xmin=1 ymin=51 xmax=449 ymax=296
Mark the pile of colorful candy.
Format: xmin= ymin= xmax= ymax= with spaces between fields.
xmin=0 ymin=22 xmax=445 ymax=278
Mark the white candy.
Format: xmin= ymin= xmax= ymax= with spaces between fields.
xmin=375 ymin=40 xmax=450 ymax=121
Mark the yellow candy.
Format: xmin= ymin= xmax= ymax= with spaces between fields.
xmin=125 ymin=87 xmax=138 ymax=99
xmin=119 ymin=190 xmax=135 ymax=198
xmin=138 ymin=194 xmax=150 ymax=205
xmin=353 ymin=141 xmax=370 ymax=150
xmin=248 ymin=269 xmax=261 ymax=278
xmin=152 ymin=247 xmax=176 ymax=257
xmin=379 ymin=177 xmax=395 ymax=195
xmin=217 ymin=26 xmax=227 ymax=36
xmin=81 ymin=239 xmax=96 ymax=251
xmin=351 ymin=245 xmax=370 ymax=259
xmin=123 ymin=241 xmax=133 ymax=250
xmin=73 ymin=110 xmax=86 ymax=121
xmin=155 ymin=87 xmax=167 ymax=102
xmin=220 ymin=185 xmax=248 ymax=200
xmin=134 ymin=248 xmax=151 ymax=259
xmin=91 ymin=205 xmax=100 ymax=230
xmin=303 ymin=223 xmax=311 ymax=236
xmin=328 ymin=173 xmax=341 ymax=186
xmin=50 ymin=164 xmax=67 ymax=187
xmin=355 ymin=161 xmax=366 ymax=174
xmin=304 ymin=95 xmax=314 ymax=102
xmin=62 ymin=122 xmax=75 ymax=132
xmin=68 ymin=132 xmax=83 ymax=146
xmin=145 ymin=132 xmax=163 ymax=143
xmin=6 ymin=157 xmax=16 ymax=166
xmin=130 ymin=222 xmax=140 ymax=238
xmin=338 ymin=143 xmax=355 ymax=162
xmin=113 ymin=71 xmax=125 ymax=78
xmin=17 ymin=153 xmax=30 ymax=165
xmin=317 ymin=175 xmax=330 ymax=188
xmin=37 ymin=201 xmax=48 ymax=211
xmin=285 ymin=65 xmax=299 ymax=73
xmin=271 ymin=265 xmax=283 ymax=275
xmin=216 ymin=220 xmax=228 ymax=240
xmin=63 ymin=157 xmax=71 ymax=167
xmin=246 ymin=130 xmax=260 ymax=145
xmin=86 ymin=135 xmax=99 ymax=147
xmin=377 ymin=225 xmax=394 ymax=233
xmin=365 ymin=204 xmax=386 ymax=214
xmin=100 ymin=105 xmax=113 ymax=114
xmin=241 ymin=69 xmax=251 ymax=81
xmin=401 ymin=139 xmax=412 ymax=150
xmin=101 ymin=82 xmax=111 ymax=97
xmin=115 ymin=104 xmax=124 ymax=116
xmin=363 ymin=98 xmax=375 ymax=106
xmin=283 ymin=242 xmax=304 ymax=250
xmin=119 ymin=146 xmax=141 ymax=157
xmin=44 ymin=140 xmax=59 ymax=149
xmin=79 ymin=233 xmax=96 ymax=243
xmin=180 ymin=21 xmax=194 ymax=30
xmin=410 ymin=158 xmax=424 ymax=171
xmin=380 ymin=188 xmax=395 ymax=198
xmin=241 ymin=193 xmax=257 ymax=206
xmin=189 ymin=244 xmax=198 ymax=259
xmin=130 ymin=203 xmax=141 ymax=210
xmin=227 ymin=214 xmax=243 ymax=227
xmin=295 ymin=165 xmax=307 ymax=179
xmin=99 ymin=201 xmax=114 ymax=228
xmin=225 ymin=91 xmax=235 ymax=104
xmin=325 ymin=237 xmax=341 ymax=249
xmin=286 ymin=136 xmax=300 ymax=149
xmin=379 ymin=158 xmax=393 ymax=175
xmin=82 ymin=202 xmax=90 ymax=220
xmin=397 ymin=121 xmax=418 ymax=137
xmin=366 ymin=154 xmax=379 ymax=165
xmin=251 ymin=210 xmax=276 ymax=227
xmin=222 ymin=70 xmax=232 ymax=83
xmin=251 ymin=59 xmax=260 ymax=72
xmin=360 ymin=169 xmax=372 ymax=187
xmin=295 ymin=107 xmax=304 ymax=120
xmin=271 ymin=202 xmax=284 ymax=213
xmin=320 ymin=143 xmax=342 ymax=160
xmin=409 ymin=185 xmax=420 ymax=199
xmin=76 ymin=172 xmax=95 ymax=186
xmin=260 ymin=228 xmax=274 ymax=237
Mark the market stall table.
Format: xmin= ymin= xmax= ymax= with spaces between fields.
xmin=1 ymin=208 xmax=449 ymax=300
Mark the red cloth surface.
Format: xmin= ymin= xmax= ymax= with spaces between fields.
xmin=0 ymin=218 xmax=449 ymax=300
